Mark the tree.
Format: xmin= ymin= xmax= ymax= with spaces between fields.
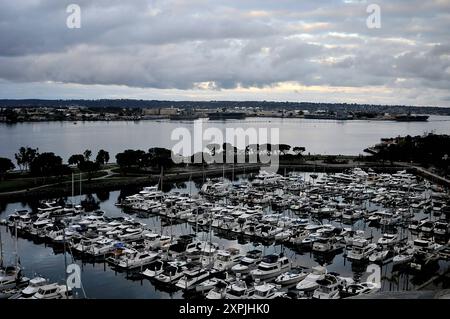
xmin=14 ymin=146 xmax=38 ymax=171
xmin=29 ymin=152 xmax=64 ymax=178
xmin=83 ymin=149 xmax=92 ymax=161
xmin=68 ymin=154 xmax=85 ymax=167
xmin=278 ymin=144 xmax=291 ymax=155
xmin=79 ymin=160 xmax=100 ymax=181
xmin=293 ymin=146 xmax=306 ymax=156
xmin=0 ymin=157 xmax=15 ymax=180
xmin=95 ymin=149 xmax=110 ymax=166
xmin=116 ymin=149 xmax=145 ymax=170
xmin=148 ymin=148 xmax=173 ymax=169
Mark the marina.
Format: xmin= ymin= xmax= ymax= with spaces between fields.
xmin=1 ymin=168 xmax=449 ymax=299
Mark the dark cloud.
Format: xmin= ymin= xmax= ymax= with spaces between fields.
xmin=0 ymin=0 xmax=449 ymax=105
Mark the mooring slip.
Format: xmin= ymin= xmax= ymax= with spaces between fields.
xmin=1 ymin=167 xmax=449 ymax=299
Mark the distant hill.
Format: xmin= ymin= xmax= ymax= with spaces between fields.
xmin=1 ymin=99 xmax=449 ymax=115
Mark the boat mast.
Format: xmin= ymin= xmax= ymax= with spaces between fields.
xmin=72 ymin=173 xmax=74 ymax=209
xmin=79 ymin=172 xmax=82 ymax=204
xmin=63 ymin=229 xmax=69 ymax=299
xmin=14 ymin=221 xmax=19 ymax=266
xmin=0 ymin=229 xmax=3 ymax=268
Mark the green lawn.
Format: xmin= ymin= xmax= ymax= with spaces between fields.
xmin=0 ymin=171 xmax=108 ymax=193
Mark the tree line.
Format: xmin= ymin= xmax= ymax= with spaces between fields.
xmin=0 ymin=143 xmax=306 ymax=180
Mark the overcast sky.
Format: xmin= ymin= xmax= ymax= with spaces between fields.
xmin=0 ymin=0 xmax=449 ymax=106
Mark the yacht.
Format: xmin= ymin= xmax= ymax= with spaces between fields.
xmin=11 ymin=277 xmax=48 ymax=299
xmin=377 ymin=233 xmax=398 ymax=247
xmin=31 ymin=283 xmax=72 ymax=299
xmin=250 ymin=282 xmax=283 ymax=299
xmin=250 ymin=254 xmax=291 ymax=280
xmin=84 ymin=238 xmax=118 ymax=257
xmin=312 ymin=235 xmax=343 ymax=253
xmin=274 ymin=269 xmax=308 ymax=286
xmin=225 ymin=280 xmax=255 ymax=299
xmin=231 ymin=250 xmax=262 ymax=274
xmin=340 ymin=282 xmax=380 ymax=298
xmin=434 ymin=221 xmax=450 ymax=236
xmin=312 ymin=274 xmax=346 ymax=299
xmin=116 ymin=250 xmax=160 ymax=269
xmin=206 ymin=280 xmax=229 ymax=299
xmin=346 ymin=238 xmax=377 ymax=261
xmin=213 ymin=248 xmax=242 ymax=272
xmin=175 ymin=263 xmax=211 ymax=290
xmin=296 ymin=265 xmax=327 ymax=292
xmin=153 ymin=261 xmax=187 ymax=284
xmin=141 ymin=260 xmax=166 ymax=279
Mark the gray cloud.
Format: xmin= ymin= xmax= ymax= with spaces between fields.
xmin=0 ymin=0 xmax=449 ymax=105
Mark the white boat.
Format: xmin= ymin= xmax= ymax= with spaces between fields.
xmin=312 ymin=274 xmax=345 ymax=299
xmin=31 ymin=283 xmax=72 ymax=299
xmin=225 ymin=280 xmax=255 ymax=299
xmin=340 ymin=282 xmax=380 ymax=298
xmin=11 ymin=277 xmax=48 ymax=299
xmin=368 ymin=249 xmax=392 ymax=263
xmin=206 ymin=280 xmax=229 ymax=299
xmin=85 ymin=238 xmax=118 ymax=257
xmin=392 ymin=251 xmax=414 ymax=266
xmin=274 ymin=269 xmax=308 ymax=286
xmin=250 ymin=254 xmax=290 ymax=280
xmin=296 ymin=265 xmax=327 ymax=291
xmin=346 ymin=238 xmax=377 ymax=261
xmin=116 ymin=250 xmax=160 ymax=269
xmin=213 ymin=248 xmax=242 ymax=272
xmin=195 ymin=277 xmax=227 ymax=293
xmin=249 ymin=282 xmax=283 ymax=299
xmin=312 ymin=236 xmax=343 ymax=253
xmin=434 ymin=221 xmax=450 ymax=236
xmin=377 ymin=233 xmax=398 ymax=247
xmin=141 ymin=260 xmax=166 ymax=279
xmin=153 ymin=261 xmax=187 ymax=284
xmin=231 ymin=250 xmax=262 ymax=274
xmin=175 ymin=263 xmax=211 ymax=290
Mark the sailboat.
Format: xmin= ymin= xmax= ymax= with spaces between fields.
xmin=0 ymin=222 xmax=26 ymax=292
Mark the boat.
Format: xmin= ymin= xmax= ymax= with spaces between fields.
xmin=250 ymin=254 xmax=291 ymax=280
xmin=249 ymin=282 xmax=283 ymax=299
xmin=340 ymin=282 xmax=380 ymax=298
xmin=205 ymin=280 xmax=229 ymax=299
xmin=274 ymin=268 xmax=308 ymax=286
xmin=195 ymin=277 xmax=228 ymax=293
xmin=392 ymin=251 xmax=414 ymax=266
xmin=225 ymin=279 xmax=255 ymax=299
xmin=312 ymin=274 xmax=346 ymax=299
xmin=31 ymin=283 xmax=72 ymax=299
xmin=141 ymin=260 xmax=166 ymax=279
xmin=153 ymin=261 xmax=187 ymax=284
xmin=296 ymin=265 xmax=327 ymax=292
xmin=116 ymin=250 xmax=160 ymax=269
xmin=213 ymin=248 xmax=242 ymax=272
xmin=377 ymin=233 xmax=398 ymax=247
xmin=434 ymin=221 xmax=450 ymax=236
xmin=10 ymin=277 xmax=48 ymax=299
xmin=231 ymin=250 xmax=262 ymax=274
xmin=368 ymin=249 xmax=393 ymax=263
xmin=175 ymin=263 xmax=211 ymax=290
xmin=346 ymin=238 xmax=377 ymax=261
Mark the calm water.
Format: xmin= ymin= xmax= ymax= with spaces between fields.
xmin=0 ymin=174 xmax=447 ymax=299
xmin=1 ymin=116 xmax=450 ymax=161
